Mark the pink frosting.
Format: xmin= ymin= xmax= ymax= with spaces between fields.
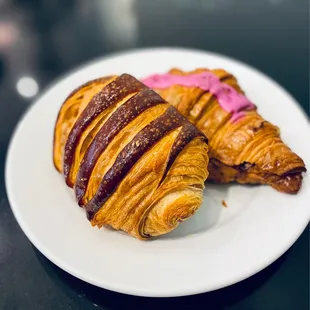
xmin=142 ymin=72 xmax=255 ymax=122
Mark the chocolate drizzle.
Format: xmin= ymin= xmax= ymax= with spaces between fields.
xmin=160 ymin=122 xmax=207 ymax=185
xmin=63 ymin=77 xmax=113 ymax=105
xmin=84 ymin=106 xmax=197 ymax=220
xmin=53 ymin=77 xmax=112 ymax=172
xmin=75 ymin=88 xmax=167 ymax=204
xmin=63 ymin=74 xmax=146 ymax=186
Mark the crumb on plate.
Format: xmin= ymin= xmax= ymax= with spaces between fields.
xmin=222 ymin=200 xmax=228 ymax=208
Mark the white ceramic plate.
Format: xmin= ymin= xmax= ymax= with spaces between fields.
xmin=6 ymin=48 xmax=310 ymax=297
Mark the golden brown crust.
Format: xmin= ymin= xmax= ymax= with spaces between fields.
xmin=63 ymin=74 xmax=144 ymax=187
xmin=75 ymin=88 xmax=167 ymax=205
xmin=84 ymin=105 xmax=206 ymax=220
xmin=53 ymin=74 xmax=209 ymax=239
xmin=53 ymin=77 xmax=115 ymax=172
xmin=154 ymin=68 xmax=306 ymax=193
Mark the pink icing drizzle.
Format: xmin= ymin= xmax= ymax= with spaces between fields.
xmin=142 ymin=72 xmax=255 ymax=122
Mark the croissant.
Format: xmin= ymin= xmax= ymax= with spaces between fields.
xmin=142 ymin=68 xmax=306 ymax=194
xmin=53 ymin=74 xmax=209 ymax=239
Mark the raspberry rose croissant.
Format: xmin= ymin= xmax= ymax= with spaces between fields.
xmin=142 ymin=68 xmax=306 ymax=194
xmin=53 ymin=74 xmax=209 ymax=239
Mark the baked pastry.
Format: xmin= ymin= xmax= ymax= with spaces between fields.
xmin=142 ymin=68 xmax=306 ymax=193
xmin=53 ymin=74 xmax=209 ymax=239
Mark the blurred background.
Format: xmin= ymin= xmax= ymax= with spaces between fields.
xmin=0 ymin=0 xmax=308 ymax=155
xmin=0 ymin=0 xmax=309 ymax=309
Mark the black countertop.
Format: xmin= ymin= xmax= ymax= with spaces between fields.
xmin=0 ymin=0 xmax=309 ymax=309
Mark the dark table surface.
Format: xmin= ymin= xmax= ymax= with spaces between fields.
xmin=0 ymin=0 xmax=309 ymax=309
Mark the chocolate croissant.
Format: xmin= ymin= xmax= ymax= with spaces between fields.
xmin=143 ymin=68 xmax=306 ymax=194
xmin=53 ymin=74 xmax=209 ymax=239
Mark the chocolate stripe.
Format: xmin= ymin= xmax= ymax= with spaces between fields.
xmin=53 ymin=77 xmax=112 ymax=171
xmin=160 ymin=122 xmax=207 ymax=185
xmin=63 ymin=77 xmax=113 ymax=105
xmin=63 ymin=74 xmax=146 ymax=186
xmin=75 ymin=88 xmax=167 ymax=205
xmin=84 ymin=106 xmax=187 ymax=220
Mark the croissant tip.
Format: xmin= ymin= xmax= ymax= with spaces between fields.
xmin=271 ymin=172 xmax=304 ymax=194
